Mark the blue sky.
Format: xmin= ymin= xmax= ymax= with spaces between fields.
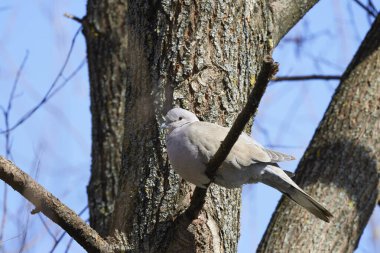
xmin=0 ymin=1 xmax=378 ymax=252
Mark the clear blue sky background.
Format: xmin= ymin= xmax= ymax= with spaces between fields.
xmin=0 ymin=1 xmax=378 ymax=252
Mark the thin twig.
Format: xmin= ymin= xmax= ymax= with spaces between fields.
xmin=6 ymin=51 xmax=29 ymax=115
xmin=64 ymin=13 xmax=83 ymax=24
xmin=0 ymin=234 xmax=24 ymax=245
xmin=49 ymin=231 xmax=67 ymax=253
xmin=17 ymin=211 xmax=30 ymax=253
xmin=0 ymin=157 xmax=110 ymax=252
xmin=3 ymin=51 xmax=29 ymax=156
xmin=353 ymin=0 xmax=377 ymax=18
xmin=0 ymin=184 xmax=7 ymax=243
xmin=367 ymin=0 xmax=377 ymax=14
xmin=0 ymin=51 xmax=29 ymax=244
xmin=49 ymin=58 xmax=86 ymax=98
xmin=38 ymin=214 xmax=57 ymax=241
xmin=272 ymin=75 xmax=341 ymax=82
xmin=184 ymin=56 xmax=279 ymax=220
xmin=64 ymin=237 xmax=74 ymax=253
xmin=0 ymin=27 xmax=84 ymax=135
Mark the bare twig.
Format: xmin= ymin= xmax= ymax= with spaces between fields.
xmin=64 ymin=237 xmax=74 ymax=253
xmin=272 ymin=75 xmax=341 ymax=82
xmin=0 ymin=157 xmax=110 ymax=252
xmin=184 ymin=56 xmax=279 ymax=220
xmin=38 ymin=213 xmax=57 ymax=241
xmin=0 ymin=51 xmax=29 ymax=244
xmin=0 ymin=234 xmax=24 ymax=245
xmin=49 ymin=58 xmax=86 ymax=98
xmin=0 ymin=184 xmax=7 ymax=244
xmin=2 ymin=51 xmax=29 ymax=157
xmin=367 ymin=0 xmax=377 ymax=14
xmin=353 ymin=0 xmax=377 ymax=18
xmin=0 ymin=28 xmax=84 ymax=135
xmin=17 ymin=212 xmax=30 ymax=253
xmin=49 ymin=230 xmax=68 ymax=253
xmin=64 ymin=13 xmax=83 ymax=24
xmin=6 ymin=52 xmax=29 ymax=114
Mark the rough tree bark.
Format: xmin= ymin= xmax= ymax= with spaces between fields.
xmin=83 ymin=4 xmax=127 ymax=236
xmin=258 ymin=14 xmax=380 ymax=253
xmin=6 ymin=0 xmax=380 ymax=252
xmin=83 ymin=0 xmax=319 ymax=252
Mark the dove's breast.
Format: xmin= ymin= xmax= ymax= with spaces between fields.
xmin=166 ymin=125 xmax=210 ymax=187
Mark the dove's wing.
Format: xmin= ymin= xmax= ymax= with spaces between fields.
xmin=264 ymin=148 xmax=296 ymax=162
xmin=185 ymin=122 xmax=294 ymax=168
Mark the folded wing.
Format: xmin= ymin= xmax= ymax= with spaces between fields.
xmin=186 ymin=122 xmax=295 ymax=168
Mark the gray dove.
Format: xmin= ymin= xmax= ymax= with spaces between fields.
xmin=162 ymin=108 xmax=332 ymax=222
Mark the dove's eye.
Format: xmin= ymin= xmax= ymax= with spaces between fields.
xmin=179 ymin=117 xmax=183 ymax=120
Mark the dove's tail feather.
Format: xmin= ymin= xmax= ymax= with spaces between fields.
xmin=260 ymin=165 xmax=333 ymax=222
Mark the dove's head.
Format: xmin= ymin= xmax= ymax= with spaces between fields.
xmin=162 ymin=108 xmax=199 ymax=132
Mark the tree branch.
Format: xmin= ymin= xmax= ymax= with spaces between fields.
xmin=269 ymin=0 xmax=320 ymax=45
xmin=64 ymin=13 xmax=84 ymax=24
xmin=184 ymin=56 xmax=279 ymax=220
xmin=352 ymin=0 xmax=377 ymax=18
xmin=0 ymin=28 xmax=84 ymax=135
xmin=272 ymin=75 xmax=341 ymax=82
xmin=205 ymin=57 xmax=279 ymax=180
xmin=258 ymin=13 xmax=380 ymax=252
xmin=0 ymin=156 xmax=111 ymax=252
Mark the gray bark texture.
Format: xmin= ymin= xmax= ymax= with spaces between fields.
xmin=83 ymin=0 xmax=318 ymax=252
xmin=258 ymin=14 xmax=380 ymax=253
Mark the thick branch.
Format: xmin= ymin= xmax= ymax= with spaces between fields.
xmin=0 ymin=156 xmax=111 ymax=252
xmin=258 ymin=13 xmax=380 ymax=253
xmin=184 ymin=56 xmax=279 ymax=220
xmin=269 ymin=0 xmax=320 ymax=45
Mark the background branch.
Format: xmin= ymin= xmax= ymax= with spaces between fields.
xmin=353 ymin=0 xmax=378 ymax=18
xmin=0 ymin=51 xmax=29 ymax=244
xmin=64 ymin=13 xmax=83 ymax=24
xmin=0 ymin=28 xmax=85 ymax=135
xmin=272 ymin=75 xmax=341 ymax=82
xmin=269 ymin=0 xmax=320 ymax=45
xmin=0 ymin=156 xmax=110 ymax=252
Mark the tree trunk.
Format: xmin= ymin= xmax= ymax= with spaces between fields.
xmin=258 ymin=14 xmax=380 ymax=253
xmin=83 ymin=2 xmax=127 ymax=236
xmin=83 ymin=0 xmax=319 ymax=252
